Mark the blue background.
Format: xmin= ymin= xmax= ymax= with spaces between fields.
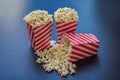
xmin=0 ymin=0 xmax=120 ymax=80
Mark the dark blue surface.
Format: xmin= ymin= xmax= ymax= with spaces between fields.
xmin=0 ymin=0 xmax=120 ymax=80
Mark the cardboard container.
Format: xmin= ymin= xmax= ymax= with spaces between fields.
xmin=61 ymin=33 xmax=100 ymax=62
xmin=26 ymin=21 xmax=53 ymax=51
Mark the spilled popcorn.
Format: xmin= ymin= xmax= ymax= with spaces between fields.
xmin=35 ymin=40 xmax=77 ymax=77
xmin=23 ymin=10 xmax=52 ymax=27
xmin=54 ymin=7 xmax=79 ymax=22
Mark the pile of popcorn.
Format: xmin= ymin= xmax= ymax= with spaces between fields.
xmin=35 ymin=40 xmax=77 ymax=77
xmin=54 ymin=7 xmax=79 ymax=22
xmin=23 ymin=10 xmax=52 ymax=27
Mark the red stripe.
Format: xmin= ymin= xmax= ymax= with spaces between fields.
xmin=35 ymin=31 xmax=51 ymax=46
xmin=34 ymin=27 xmax=52 ymax=43
xmin=34 ymin=25 xmax=52 ymax=39
xmin=75 ymin=33 xmax=87 ymax=43
xmin=79 ymin=44 xmax=98 ymax=52
xmin=65 ymin=33 xmax=99 ymax=52
xmin=56 ymin=21 xmax=77 ymax=27
xmin=33 ymin=22 xmax=52 ymax=31
xmin=35 ymin=36 xmax=51 ymax=49
xmin=42 ymin=42 xmax=50 ymax=50
xmin=72 ymin=46 xmax=95 ymax=55
xmin=35 ymin=40 xmax=50 ymax=51
xmin=70 ymin=33 xmax=86 ymax=44
xmin=35 ymin=33 xmax=51 ymax=46
xmin=89 ymin=34 xmax=100 ymax=42
xmin=65 ymin=33 xmax=78 ymax=44
xmin=57 ymin=23 xmax=77 ymax=33
xmin=69 ymin=59 xmax=74 ymax=62
xmin=70 ymin=56 xmax=81 ymax=61
xmin=56 ymin=21 xmax=65 ymax=25
xmin=88 ymin=43 xmax=99 ymax=48
xmin=34 ymin=22 xmax=52 ymax=34
xmin=84 ymin=33 xmax=96 ymax=42
xmin=81 ymin=34 xmax=99 ymax=48
xmin=79 ymin=34 xmax=91 ymax=43
xmin=69 ymin=33 xmax=82 ymax=44
xmin=76 ymin=33 xmax=99 ymax=48
xmin=34 ymin=23 xmax=52 ymax=38
xmin=71 ymin=51 xmax=88 ymax=58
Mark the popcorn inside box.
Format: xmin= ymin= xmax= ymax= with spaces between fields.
xmin=61 ymin=33 xmax=101 ymax=62
xmin=23 ymin=10 xmax=53 ymax=51
xmin=54 ymin=7 xmax=79 ymax=43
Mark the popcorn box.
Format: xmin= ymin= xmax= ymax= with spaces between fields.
xmin=56 ymin=21 xmax=78 ymax=43
xmin=61 ymin=33 xmax=100 ymax=62
xmin=26 ymin=21 xmax=53 ymax=51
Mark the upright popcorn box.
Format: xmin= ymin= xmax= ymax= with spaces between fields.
xmin=61 ymin=33 xmax=100 ymax=62
xmin=26 ymin=22 xmax=53 ymax=51
xmin=23 ymin=10 xmax=53 ymax=51
xmin=54 ymin=7 xmax=79 ymax=43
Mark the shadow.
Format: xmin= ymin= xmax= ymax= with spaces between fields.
xmin=74 ymin=55 xmax=99 ymax=72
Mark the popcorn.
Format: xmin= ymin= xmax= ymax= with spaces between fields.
xmin=54 ymin=7 xmax=79 ymax=22
xmin=50 ymin=40 xmax=56 ymax=47
xmin=35 ymin=41 xmax=77 ymax=77
xmin=23 ymin=10 xmax=52 ymax=27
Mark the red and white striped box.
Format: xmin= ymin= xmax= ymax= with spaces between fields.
xmin=26 ymin=21 xmax=53 ymax=51
xmin=61 ymin=33 xmax=100 ymax=62
xmin=56 ymin=21 xmax=78 ymax=43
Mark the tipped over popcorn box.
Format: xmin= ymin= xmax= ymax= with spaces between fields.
xmin=23 ymin=10 xmax=53 ymax=51
xmin=61 ymin=33 xmax=100 ymax=62
xmin=54 ymin=7 xmax=79 ymax=43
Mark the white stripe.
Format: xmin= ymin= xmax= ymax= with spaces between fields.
xmin=72 ymin=49 xmax=91 ymax=57
xmin=69 ymin=58 xmax=77 ymax=62
xmin=84 ymin=33 xmax=97 ymax=43
xmin=87 ymin=34 xmax=100 ymax=45
xmin=89 ymin=34 xmax=99 ymax=42
xmin=57 ymin=22 xmax=77 ymax=32
xmin=73 ymin=33 xmax=87 ymax=44
xmin=34 ymin=27 xmax=52 ymax=41
xmin=74 ymin=45 xmax=97 ymax=54
xmin=35 ymin=36 xmax=50 ymax=49
xmin=85 ymin=34 xmax=99 ymax=46
xmin=35 ymin=23 xmax=52 ymax=37
xmin=34 ymin=22 xmax=51 ymax=32
xmin=68 ymin=33 xmax=83 ymax=44
xmin=77 ymin=34 xmax=91 ymax=43
xmin=35 ymin=32 xmax=51 ymax=45
xmin=37 ymin=41 xmax=50 ymax=50
xmin=71 ymin=53 xmax=85 ymax=59
xmin=57 ymin=26 xmax=76 ymax=36
xmin=84 ymin=43 xmax=98 ymax=51
xmin=65 ymin=34 xmax=78 ymax=44
xmin=56 ymin=22 xmax=67 ymax=28
xmin=34 ymin=25 xmax=44 ymax=33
